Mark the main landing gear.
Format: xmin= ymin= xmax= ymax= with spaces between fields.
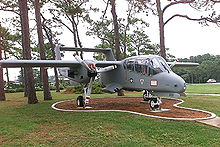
xmin=143 ymin=90 xmax=162 ymax=111
xmin=76 ymin=71 xmax=96 ymax=108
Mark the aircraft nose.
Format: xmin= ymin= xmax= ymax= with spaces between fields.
xmin=173 ymin=73 xmax=186 ymax=93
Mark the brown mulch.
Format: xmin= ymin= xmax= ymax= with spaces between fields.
xmin=55 ymin=97 xmax=211 ymax=119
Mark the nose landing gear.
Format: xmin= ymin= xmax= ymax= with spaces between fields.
xmin=143 ymin=90 xmax=162 ymax=111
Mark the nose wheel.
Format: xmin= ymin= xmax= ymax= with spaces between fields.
xmin=150 ymin=98 xmax=162 ymax=111
xmin=143 ymin=90 xmax=162 ymax=111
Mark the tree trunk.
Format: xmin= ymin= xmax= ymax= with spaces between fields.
xmin=50 ymin=42 xmax=60 ymax=93
xmin=71 ymin=15 xmax=79 ymax=56
xmin=156 ymin=0 xmax=166 ymax=60
xmin=41 ymin=16 xmax=60 ymax=92
xmin=110 ymin=0 xmax=124 ymax=96
xmin=3 ymin=51 xmax=9 ymax=83
xmin=50 ymin=40 xmax=60 ymax=93
xmin=54 ymin=68 xmax=60 ymax=92
xmin=34 ymin=0 xmax=52 ymax=100
xmin=0 ymin=23 xmax=6 ymax=101
xmin=110 ymin=0 xmax=121 ymax=61
xmin=22 ymin=67 xmax=28 ymax=97
xmin=18 ymin=0 xmax=38 ymax=104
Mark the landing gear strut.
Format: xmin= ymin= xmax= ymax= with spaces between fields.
xmin=76 ymin=72 xmax=95 ymax=108
xmin=143 ymin=90 xmax=151 ymax=102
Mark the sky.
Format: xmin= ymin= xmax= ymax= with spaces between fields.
xmin=58 ymin=0 xmax=220 ymax=60
xmin=1 ymin=0 xmax=220 ymax=80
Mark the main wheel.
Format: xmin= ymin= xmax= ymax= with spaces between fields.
xmin=150 ymin=98 xmax=160 ymax=110
xmin=76 ymin=96 xmax=84 ymax=107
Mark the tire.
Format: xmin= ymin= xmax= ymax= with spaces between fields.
xmin=150 ymin=98 xmax=159 ymax=110
xmin=76 ymin=96 xmax=84 ymax=107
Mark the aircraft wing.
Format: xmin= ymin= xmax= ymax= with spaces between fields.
xmin=0 ymin=60 xmax=80 ymax=68
xmin=0 ymin=60 xmax=122 ymax=68
xmin=167 ymin=62 xmax=199 ymax=68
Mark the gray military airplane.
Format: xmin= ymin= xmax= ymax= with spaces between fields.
xmin=0 ymin=45 xmax=199 ymax=110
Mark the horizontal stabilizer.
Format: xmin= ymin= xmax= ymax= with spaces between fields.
xmin=167 ymin=62 xmax=199 ymax=68
xmin=60 ymin=46 xmax=115 ymax=61
xmin=60 ymin=47 xmax=112 ymax=52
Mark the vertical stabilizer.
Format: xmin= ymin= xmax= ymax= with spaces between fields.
xmin=54 ymin=45 xmax=68 ymax=77
xmin=55 ymin=45 xmax=62 ymax=60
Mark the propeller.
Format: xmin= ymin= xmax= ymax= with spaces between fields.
xmin=73 ymin=53 xmax=117 ymax=105
xmin=73 ymin=53 xmax=117 ymax=74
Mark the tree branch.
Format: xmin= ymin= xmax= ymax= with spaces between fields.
xmin=52 ymin=16 xmax=74 ymax=34
xmin=0 ymin=8 xmax=19 ymax=15
xmin=210 ymin=0 xmax=220 ymax=3
xmin=163 ymin=0 xmax=195 ymax=13
xmin=164 ymin=14 xmax=220 ymax=26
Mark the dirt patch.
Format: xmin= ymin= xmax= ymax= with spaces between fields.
xmin=55 ymin=97 xmax=211 ymax=119
xmin=0 ymin=135 xmax=6 ymax=143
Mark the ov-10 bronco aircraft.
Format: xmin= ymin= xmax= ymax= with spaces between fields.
xmin=0 ymin=46 xmax=199 ymax=110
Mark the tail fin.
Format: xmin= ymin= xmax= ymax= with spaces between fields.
xmin=60 ymin=47 xmax=115 ymax=61
xmin=55 ymin=45 xmax=62 ymax=60
xmin=54 ymin=45 xmax=68 ymax=77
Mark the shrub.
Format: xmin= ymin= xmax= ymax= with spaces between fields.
xmin=35 ymin=87 xmax=43 ymax=91
xmin=59 ymin=85 xmax=64 ymax=90
xmin=92 ymin=81 xmax=104 ymax=94
xmin=66 ymin=86 xmax=75 ymax=92
xmin=7 ymin=83 xmax=24 ymax=89
xmin=74 ymin=84 xmax=83 ymax=94
xmin=50 ymin=85 xmax=56 ymax=90
xmin=73 ymin=81 xmax=104 ymax=94
xmin=62 ymin=86 xmax=75 ymax=94
xmin=5 ymin=89 xmax=16 ymax=93
xmin=16 ymin=88 xmax=24 ymax=92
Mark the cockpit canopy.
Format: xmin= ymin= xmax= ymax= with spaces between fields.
xmin=124 ymin=55 xmax=171 ymax=76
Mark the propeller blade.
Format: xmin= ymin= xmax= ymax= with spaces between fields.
xmin=97 ymin=65 xmax=117 ymax=73
xmin=73 ymin=53 xmax=90 ymax=71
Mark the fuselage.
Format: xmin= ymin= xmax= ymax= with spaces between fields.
xmin=100 ymin=55 xmax=186 ymax=94
xmin=64 ymin=55 xmax=186 ymax=95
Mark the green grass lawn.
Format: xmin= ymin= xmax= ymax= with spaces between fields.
xmin=186 ymin=83 xmax=220 ymax=94
xmin=0 ymin=91 xmax=219 ymax=146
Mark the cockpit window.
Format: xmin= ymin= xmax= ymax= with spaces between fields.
xmin=135 ymin=59 xmax=146 ymax=74
xmin=126 ymin=60 xmax=135 ymax=71
xmin=150 ymin=58 xmax=163 ymax=73
xmin=149 ymin=57 xmax=171 ymax=75
xmin=125 ymin=56 xmax=171 ymax=76
xmin=156 ymin=57 xmax=171 ymax=72
xmin=125 ymin=58 xmax=148 ymax=75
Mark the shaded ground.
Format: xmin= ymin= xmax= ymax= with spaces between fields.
xmin=55 ymin=97 xmax=211 ymax=119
